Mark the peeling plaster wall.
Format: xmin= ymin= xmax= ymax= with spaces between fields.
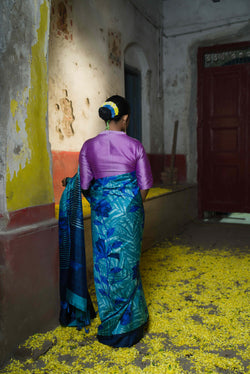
xmin=163 ymin=0 xmax=250 ymax=183
xmin=0 ymin=0 xmax=54 ymax=216
xmin=0 ymin=1 xmax=59 ymax=364
xmin=49 ymin=0 xmax=163 ymax=155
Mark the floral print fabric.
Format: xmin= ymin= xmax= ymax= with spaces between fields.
xmin=88 ymin=172 xmax=149 ymax=345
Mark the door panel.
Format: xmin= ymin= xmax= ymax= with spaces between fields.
xmin=198 ymin=53 xmax=250 ymax=214
xmin=211 ymin=72 xmax=241 ymax=116
xmin=212 ymin=128 xmax=238 ymax=152
xmin=246 ymin=66 xmax=250 ymax=211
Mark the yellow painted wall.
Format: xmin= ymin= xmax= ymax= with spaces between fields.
xmin=6 ymin=1 xmax=54 ymax=212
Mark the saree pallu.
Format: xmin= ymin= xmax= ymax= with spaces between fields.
xmin=59 ymin=171 xmax=95 ymax=329
xmin=89 ymin=171 xmax=149 ymax=347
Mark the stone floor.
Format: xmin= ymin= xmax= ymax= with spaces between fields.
xmin=176 ymin=218 xmax=250 ymax=251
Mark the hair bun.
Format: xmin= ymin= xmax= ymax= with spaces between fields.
xmin=98 ymin=107 xmax=112 ymax=121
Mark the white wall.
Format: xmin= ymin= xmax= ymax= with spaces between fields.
xmin=49 ymin=0 xmax=164 ymax=154
xmin=163 ymin=0 xmax=250 ymax=182
xmin=129 ymin=0 xmax=162 ymax=28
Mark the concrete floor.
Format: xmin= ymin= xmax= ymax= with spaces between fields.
xmin=174 ymin=218 xmax=250 ymax=252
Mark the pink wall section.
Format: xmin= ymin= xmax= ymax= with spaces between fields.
xmin=7 ymin=204 xmax=55 ymax=229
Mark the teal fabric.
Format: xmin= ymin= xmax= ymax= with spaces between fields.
xmin=59 ymin=170 xmax=95 ymax=329
xmin=88 ymin=172 xmax=149 ymax=343
xmin=66 ymin=289 xmax=87 ymax=311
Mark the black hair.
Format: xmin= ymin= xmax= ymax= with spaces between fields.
xmin=98 ymin=95 xmax=130 ymax=122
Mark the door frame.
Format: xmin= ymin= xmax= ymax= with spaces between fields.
xmin=197 ymin=41 xmax=250 ymax=218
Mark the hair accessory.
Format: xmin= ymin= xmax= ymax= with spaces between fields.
xmin=101 ymin=101 xmax=119 ymax=118
xmin=106 ymin=120 xmax=110 ymax=130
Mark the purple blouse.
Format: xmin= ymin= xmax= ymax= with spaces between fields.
xmin=79 ymin=131 xmax=153 ymax=190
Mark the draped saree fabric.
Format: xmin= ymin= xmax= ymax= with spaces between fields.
xmin=88 ymin=171 xmax=149 ymax=347
xmin=59 ymin=168 xmax=149 ymax=346
xmin=59 ymin=171 xmax=95 ymax=329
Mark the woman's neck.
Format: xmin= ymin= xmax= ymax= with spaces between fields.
xmin=108 ymin=115 xmax=129 ymax=132
xmin=109 ymin=120 xmax=122 ymax=131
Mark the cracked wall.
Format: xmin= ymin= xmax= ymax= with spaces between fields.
xmin=0 ymin=0 xmax=53 ymax=217
xmin=48 ymin=0 xmax=163 ymax=154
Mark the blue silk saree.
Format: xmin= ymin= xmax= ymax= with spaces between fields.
xmin=59 ymin=170 xmax=148 ymax=346
xmin=59 ymin=171 xmax=95 ymax=329
xmin=88 ymin=171 xmax=149 ymax=347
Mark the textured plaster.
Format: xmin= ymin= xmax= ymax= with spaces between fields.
xmin=3 ymin=1 xmax=54 ymax=212
xmin=48 ymin=0 xmax=163 ymax=154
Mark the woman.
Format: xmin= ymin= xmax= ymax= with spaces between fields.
xmin=79 ymin=95 xmax=153 ymax=347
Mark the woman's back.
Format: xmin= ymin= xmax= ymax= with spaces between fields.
xmin=79 ymin=130 xmax=152 ymax=190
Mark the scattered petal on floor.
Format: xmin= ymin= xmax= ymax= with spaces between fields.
xmin=2 ymin=239 xmax=249 ymax=374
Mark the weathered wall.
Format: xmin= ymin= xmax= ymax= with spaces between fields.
xmin=49 ymin=0 xmax=164 ymax=200
xmin=128 ymin=0 xmax=162 ymax=27
xmin=0 ymin=1 xmax=54 ymax=221
xmin=0 ymin=0 xmax=59 ymax=365
xmin=163 ymin=0 xmax=250 ymax=183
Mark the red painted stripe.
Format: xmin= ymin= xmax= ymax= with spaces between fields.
xmin=52 ymin=150 xmax=79 ymax=204
xmin=164 ymin=154 xmax=187 ymax=184
xmin=148 ymin=154 xmax=187 ymax=184
xmin=8 ymin=203 xmax=55 ymax=229
xmin=147 ymin=154 xmax=165 ymax=185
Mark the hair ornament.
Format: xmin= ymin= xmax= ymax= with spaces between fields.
xmin=101 ymin=101 xmax=119 ymax=118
